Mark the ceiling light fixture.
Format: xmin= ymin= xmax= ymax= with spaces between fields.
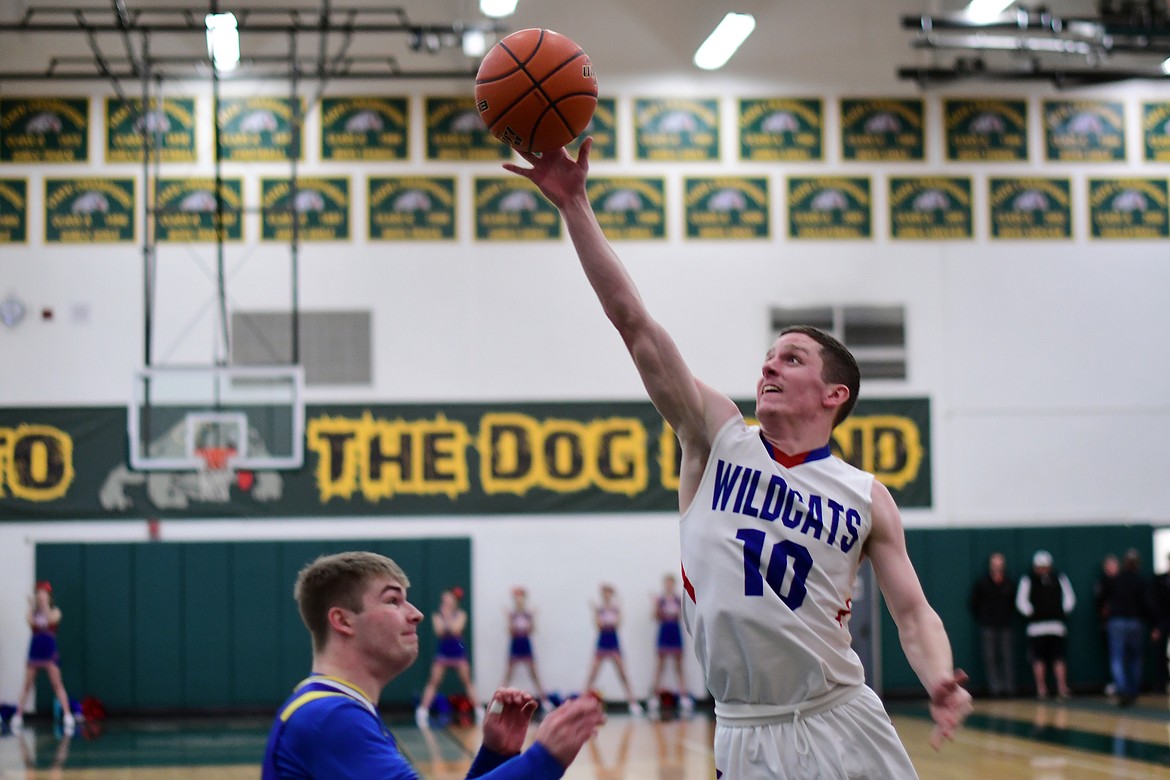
xmin=480 ymin=0 xmax=519 ymax=19
xmin=694 ymin=12 xmax=756 ymax=71
xmin=463 ymin=29 xmax=488 ymax=58
xmin=205 ymin=12 xmax=240 ymax=72
xmin=965 ymin=0 xmax=1015 ymax=24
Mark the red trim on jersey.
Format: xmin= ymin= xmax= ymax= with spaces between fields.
xmin=760 ymin=433 xmax=833 ymax=468
xmin=681 ymin=564 xmax=696 ymax=603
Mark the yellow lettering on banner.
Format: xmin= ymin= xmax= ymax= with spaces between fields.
xmin=307 ymin=413 xmax=471 ymax=502
xmin=833 ymin=415 xmax=923 ymax=490
xmin=0 ymin=424 xmax=75 ymax=501
xmin=479 ymin=413 xmax=649 ymax=496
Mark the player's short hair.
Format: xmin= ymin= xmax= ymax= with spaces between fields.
xmin=779 ymin=325 xmax=861 ymax=427
xmin=294 ymin=551 xmax=410 ymax=654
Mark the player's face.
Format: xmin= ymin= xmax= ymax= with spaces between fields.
xmin=354 ymin=576 xmax=423 ymax=677
xmin=756 ymin=333 xmax=833 ymax=420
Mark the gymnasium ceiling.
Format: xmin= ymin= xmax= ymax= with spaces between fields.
xmin=0 ymin=1 xmax=1167 ymax=88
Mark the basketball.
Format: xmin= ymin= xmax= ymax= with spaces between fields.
xmin=475 ymin=28 xmax=598 ymax=153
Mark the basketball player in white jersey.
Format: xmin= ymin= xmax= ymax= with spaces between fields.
xmin=505 ymin=139 xmax=972 ymax=778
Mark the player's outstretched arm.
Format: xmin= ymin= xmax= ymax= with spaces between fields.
xmin=866 ymin=480 xmax=972 ymax=750
xmin=504 ymin=140 xmax=737 ymax=449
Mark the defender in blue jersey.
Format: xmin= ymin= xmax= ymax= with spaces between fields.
xmin=263 ymin=551 xmax=605 ymax=780
xmin=505 ymin=141 xmax=973 ymax=779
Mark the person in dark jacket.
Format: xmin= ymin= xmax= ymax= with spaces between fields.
xmin=1096 ymin=549 xmax=1150 ymax=706
xmin=969 ymin=552 xmax=1016 ymax=697
xmin=1016 ymin=550 xmax=1076 ymax=700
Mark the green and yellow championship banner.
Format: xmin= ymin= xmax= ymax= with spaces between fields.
xmin=426 ymin=96 xmax=510 ymax=161
xmin=1087 ymin=178 xmax=1169 ymax=240
xmin=788 ymin=176 xmax=872 ymax=239
xmin=368 ymin=176 xmax=457 ymax=241
xmin=0 ymin=397 xmax=932 ymax=520
xmin=216 ymin=96 xmax=305 ymax=161
xmin=568 ymin=96 xmax=617 ymax=160
xmin=44 ymin=177 xmax=135 ymax=243
xmin=943 ymin=98 xmax=1028 ymax=162
xmin=840 ymin=98 xmax=924 ymax=161
xmin=320 ymin=96 xmax=409 ymax=161
xmin=1043 ymin=99 xmax=1125 ymax=162
xmin=738 ymin=98 xmax=823 ymax=161
xmin=153 ymin=178 xmax=243 ymax=243
xmin=1141 ymin=102 xmax=1170 ymax=162
xmin=988 ymin=177 xmax=1072 ymax=240
xmin=474 ymin=177 xmax=561 ymax=241
xmin=0 ymin=178 xmax=28 ymax=243
xmin=260 ymin=177 xmax=350 ymax=242
xmin=105 ymin=97 xmax=196 ymax=163
xmin=889 ymin=177 xmax=973 ymax=240
xmin=684 ymin=177 xmax=770 ymax=239
xmin=634 ymin=97 xmax=720 ymax=161
xmin=586 ymin=177 xmax=666 ymax=240
xmin=1 ymin=97 xmax=88 ymax=163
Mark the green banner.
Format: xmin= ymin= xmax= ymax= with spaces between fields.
xmin=684 ymin=177 xmax=770 ymax=239
xmin=840 ymin=98 xmax=924 ymax=161
xmin=1087 ymin=178 xmax=1169 ymax=240
xmin=321 ymin=96 xmax=409 ymax=161
xmin=0 ymin=398 xmax=932 ymax=520
xmin=943 ymin=98 xmax=1028 ymax=162
xmin=426 ymin=96 xmax=510 ymax=161
xmin=1 ymin=97 xmax=88 ymax=163
xmin=44 ymin=177 xmax=135 ymax=243
xmin=153 ymin=177 xmax=243 ymax=243
xmin=216 ymin=97 xmax=305 ymax=161
xmin=634 ymin=98 xmax=720 ymax=161
xmin=105 ymin=97 xmax=196 ymax=163
xmin=1141 ymin=101 xmax=1170 ymax=162
xmin=1043 ymin=99 xmax=1125 ymax=162
xmin=586 ymin=177 xmax=665 ymax=240
xmin=368 ymin=176 xmax=456 ymax=241
xmin=0 ymin=178 xmax=28 ymax=243
xmin=788 ymin=176 xmax=872 ymax=239
xmin=738 ymin=98 xmax=823 ymax=161
xmin=568 ymin=97 xmax=617 ymax=160
xmin=474 ymin=177 xmax=561 ymax=240
xmin=260 ymin=177 xmax=350 ymax=241
xmin=988 ymin=177 xmax=1072 ymax=240
xmin=889 ymin=177 xmax=972 ymax=240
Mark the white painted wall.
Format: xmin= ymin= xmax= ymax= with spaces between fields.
xmin=4 ymin=0 xmax=1170 ymax=711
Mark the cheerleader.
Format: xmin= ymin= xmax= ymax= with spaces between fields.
xmin=502 ymin=587 xmax=551 ymax=707
xmin=647 ymin=573 xmax=694 ymax=713
xmin=12 ymin=582 xmax=75 ymax=735
xmin=416 ymin=587 xmax=482 ymax=727
xmin=583 ymin=584 xmax=642 ymax=716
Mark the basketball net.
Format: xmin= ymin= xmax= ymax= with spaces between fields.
xmin=195 ymin=447 xmax=236 ymax=502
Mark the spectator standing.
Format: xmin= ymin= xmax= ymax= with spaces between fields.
xmin=969 ymin=552 xmax=1016 ymax=698
xmin=1016 ymin=550 xmax=1076 ymax=700
xmin=1096 ymin=549 xmax=1150 ymax=706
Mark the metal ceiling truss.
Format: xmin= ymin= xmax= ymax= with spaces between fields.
xmin=900 ymin=2 xmax=1170 ymax=87
xmin=0 ymin=3 xmax=501 ymax=83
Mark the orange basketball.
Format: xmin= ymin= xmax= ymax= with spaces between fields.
xmin=474 ymin=28 xmax=598 ymax=153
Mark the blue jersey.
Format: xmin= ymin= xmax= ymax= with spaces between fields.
xmin=263 ymin=674 xmax=566 ymax=780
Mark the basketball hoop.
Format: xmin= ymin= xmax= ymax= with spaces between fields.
xmin=195 ymin=446 xmax=237 ymax=502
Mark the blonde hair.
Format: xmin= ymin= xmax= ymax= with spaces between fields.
xmin=294 ymin=551 xmax=410 ymax=654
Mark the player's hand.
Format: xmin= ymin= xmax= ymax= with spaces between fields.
xmin=480 ymin=688 xmax=538 ymax=756
xmin=928 ymin=669 xmax=973 ymax=750
xmin=502 ymin=137 xmax=592 ymax=210
xmin=532 ymin=694 xmax=606 ymax=767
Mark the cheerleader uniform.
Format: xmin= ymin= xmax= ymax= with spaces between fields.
xmin=509 ymin=610 xmax=534 ymax=661
xmin=28 ymin=610 xmax=60 ymax=668
xmin=656 ymin=594 xmax=684 ymax=656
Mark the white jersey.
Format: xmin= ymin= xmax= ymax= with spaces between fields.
xmin=680 ymin=417 xmax=873 ymax=707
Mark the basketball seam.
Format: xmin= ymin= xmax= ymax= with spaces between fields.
xmin=527 ymin=53 xmax=594 ymax=151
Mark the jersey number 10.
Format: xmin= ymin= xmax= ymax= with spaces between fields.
xmin=737 ymin=528 xmax=813 ymax=610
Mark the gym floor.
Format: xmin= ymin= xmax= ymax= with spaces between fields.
xmin=3 ymin=696 xmax=1170 ymax=779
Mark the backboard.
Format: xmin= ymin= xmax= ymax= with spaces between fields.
xmin=128 ymin=365 xmax=304 ymax=471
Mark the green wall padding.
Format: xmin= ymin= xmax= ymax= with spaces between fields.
xmin=35 ymin=538 xmax=471 ymax=712
xmin=879 ymin=524 xmax=1155 ymax=697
